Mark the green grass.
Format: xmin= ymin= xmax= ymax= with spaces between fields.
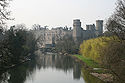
xmin=74 ymin=55 xmax=100 ymax=68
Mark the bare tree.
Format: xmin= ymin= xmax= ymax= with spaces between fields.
xmin=106 ymin=0 xmax=125 ymax=40
xmin=0 ymin=0 xmax=11 ymax=25
xmin=105 ymin=1 xmax=125 ymax=82
xmin=32 ymin=24 xmax=41 ymax=30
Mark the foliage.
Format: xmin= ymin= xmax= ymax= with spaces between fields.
xmin=80 ymin=36 xmax=119 ymax=63
xmin=0 ymin=24 xmax=37 ymax=67
xmin=80 ymin=36 xmax=125 ymax=83
xmin=55 ymin=34 xmax=78 ymax=54
xmin=105 ymin=0 xmax=125 ymax=82
xmin=100 ymin=40 xmax=125 ymax=83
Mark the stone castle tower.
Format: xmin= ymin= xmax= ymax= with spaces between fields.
xmin=73 ymin=19 xmax=103 ymax=42
xmin=96 ymin=20 xmax=103 ymax=34
xmin=73 ymin=19 xmax=82 ymax=41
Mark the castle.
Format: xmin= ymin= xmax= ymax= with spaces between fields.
xmin=73 ymin=19 xmax=103 ymax=42
xmin=32 ymin=19 xmax=103 ymax=48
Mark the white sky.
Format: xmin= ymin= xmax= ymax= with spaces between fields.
xmin=7 ymin=0 xmax=117 ymax=29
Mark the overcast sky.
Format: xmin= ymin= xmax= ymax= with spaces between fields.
xmin=7 ymin=0 xmax=117 ymax=29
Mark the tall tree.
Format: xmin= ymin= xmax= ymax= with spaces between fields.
xmin=106 ymin=0 xmax=125 ymax=40
xmin=105 ymin=0 xmax=125 ymax=82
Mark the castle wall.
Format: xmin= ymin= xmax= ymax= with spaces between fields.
xmin=32 ymin=19 xmax=103 ymax=48
xmin=86 ymin=24 xmax=96 ymax=31
xmin=32 ymin=27 xmax=72 ymax=48
xmin=73 ymin=19 xmax=103 ymax=42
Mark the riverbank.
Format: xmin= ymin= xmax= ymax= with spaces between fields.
xmin=73 ymin=55 xmax=100 ymax=68
xmin=73 ymin=54 xmax=113 ymax=83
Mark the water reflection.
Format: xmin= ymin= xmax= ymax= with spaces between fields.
xmin=0 ymin=53 xmax=83 ymax=83
xmin=81 ymin=68 xmax=105 ymax=83
xmin=0 ymin=52 xmax=104 ymax=83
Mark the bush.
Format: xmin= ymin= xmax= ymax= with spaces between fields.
xmin=80 ymin=36 xmax=119 ymax=63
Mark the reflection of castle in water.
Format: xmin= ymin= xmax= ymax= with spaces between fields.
xmin=36 ymin=54 xmax=81 ymax=79
xmin=0 ymin=54 xmax=81 ymax=83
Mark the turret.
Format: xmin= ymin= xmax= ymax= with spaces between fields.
xmin=96 ymin=20 xmax=103 ymax=34
xmin=73 ymin=19 xmax=82 ymax=41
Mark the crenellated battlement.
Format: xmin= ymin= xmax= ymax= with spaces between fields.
xmin=73 ymin=19 xmax=103 ymax=42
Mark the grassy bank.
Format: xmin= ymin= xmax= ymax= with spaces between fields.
xmin=73 ymin=55 xmax=113 ymax=82
xmin=73 ymin=54 xmax=111 ymax=74
xmin=73 ymin=55 xmax=109 ymax=73
xmin=73 ymin=55 xmax=100 ymax=68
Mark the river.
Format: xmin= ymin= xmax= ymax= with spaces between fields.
xmin=0 ymin=51 xmax=104 ymax=83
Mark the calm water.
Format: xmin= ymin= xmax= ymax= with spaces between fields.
xmin=0 ymin=51 xmax=104 ymax=83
